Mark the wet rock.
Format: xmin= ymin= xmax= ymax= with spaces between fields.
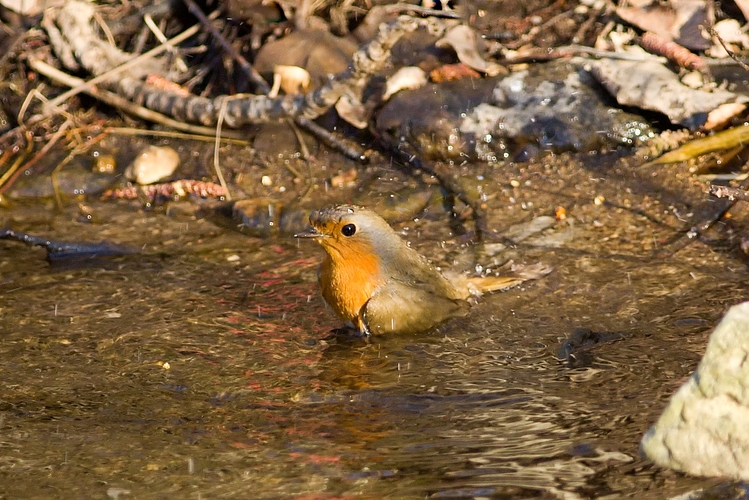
xmin=124 ymin=145 xmax=180 ymax=185
xmin=226 ymin=0 xmax=283 ymax=22
xmin=8 ymin=165 xmax=115 ymax=200
xmin=390 ymin=28 xmax=455 ymax=70
xmin=217 ymin=184 xmax=436 ymax=237
xmin=375 ymin=61 xmax=653 ymax=162
xmin=228 ymin=199 xmax=310 ymax=236
xmin=557 ymin=328 xmax=625 ymax=368
xmin=641 ymin=301 xmax=749 ymax=480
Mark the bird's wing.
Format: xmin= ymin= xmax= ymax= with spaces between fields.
xmin=363 ymin=280 xmax=467 ymax=335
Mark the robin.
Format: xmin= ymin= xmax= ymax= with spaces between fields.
xmin=296 ymin=204 xmax=549 ymax=335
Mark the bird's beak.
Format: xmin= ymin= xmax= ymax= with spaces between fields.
xmin=294 ymin=227 xmax=323 ymax=238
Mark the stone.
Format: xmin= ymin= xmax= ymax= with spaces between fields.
xmin=124 ymin=145 xmax=180 ymax=185
xmin=641 ymin=301 xmax=749 ymax=480
xmin=375 ymin=60 xmax=653 ymax=163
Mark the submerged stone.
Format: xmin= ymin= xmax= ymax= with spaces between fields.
xmin=641 ymin=301 xmax=749 ymax=480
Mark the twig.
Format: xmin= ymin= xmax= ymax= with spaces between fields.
xmin=654 ymin=179 xmax=749 ymax=257
xmin=181 ymin=0 xmax=270 ymax=94
xmin=382 ymin=2 xmax=462 ymax=18
xmin=0 ymin=147 xmax=16 ymax=178
xmin=572 ymin=3 xmax=602 ymax=44
xmin=17 ymin=85 xmax=48 ymax=127
xmin=505 ymin=0 xmax=573 ymax=50
xmin=43 ymin=10 xmax=220 ymax=113
xmin=214 ymin=97 xmax=232 ymax=200
xmin=497 ymin=44 xmax=668 ymax=64
xmin=0 ymin=228 xmax=133 ymax=259
xmin=287 ymin=118 xmax=311 ymax=161
xmin=0 ymin=120 xmax=72 ymax=196
xmin=376 ymin=133 xmax=500 ymax=242
xmin=106 ymin=126 xmax=249 ymax=145
xmin=0 ymin=132 xmax=33 ymax=193
xmin=143 ymin=14 xmax=188 ymax=73
xmin=91 ymin=9 xmax=116 ymax=46
xmin=29 ymin=58 xmax=247 ymax=139
xmin=293 ymin=116 xmax=369 ymax=162
xmin=709 ymin=27 xmax=749 ymax=72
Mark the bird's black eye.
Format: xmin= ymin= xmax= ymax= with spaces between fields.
xmin=341 ymin=223 xmax=357 ymax=237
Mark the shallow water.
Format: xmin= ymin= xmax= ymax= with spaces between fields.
xmin=1 ymin=153 xmax=748 ymax=499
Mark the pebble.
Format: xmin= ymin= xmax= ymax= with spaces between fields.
xmin=124 ymin=145 xmax=180 ymax=185
xmin=93 ymin=154 xmax=116 ymax=174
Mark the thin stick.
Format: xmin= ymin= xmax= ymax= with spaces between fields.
xmin=382 ymin=3 xmax=461 ymax=18
xmin=106 ymin=126 xmax=249 ymax=145
xmin=43 ymin=11 xmax=220 ymax=113
xmin=0 ymin=132 xmax=33 ymax=192
xmin=287 ymin=118 xmax=311 ymax=160
xmin=506 ymin=1 xmax=572 ymax=50
xmin=92 ymin=9 xmax=116 ymax=46
xmin=213 ymin=98 xmax=232 ymax=200
xmin=0 ymin=121 xmax=72 ymax=196
xmin=17 ymin=85 xmax=47 ymax=127
xmin=654 ymin=179 xmax=749 ymax=258
xmin=294 ymin=116 xmax=369 ymax=162
xmin=29 ymin=58 xmax=247 ymax=139
xmin=497 ymin=44 xmax=668 ymax=64
xmin=143 ymin=13 xmax=187 ymax=73
xmin=0 ymin=147 xmax=15 ymax=176
xmin=709 ymin=27 xmax=749 ymax=72
xmin=181 ymin=0 xmax=270 ymax=94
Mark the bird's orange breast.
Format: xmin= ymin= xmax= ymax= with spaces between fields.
xmin=318 ymin=239 xmax=386 ymax=324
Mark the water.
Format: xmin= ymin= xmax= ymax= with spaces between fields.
xmin=1 ymin=157 xmax=747 ymax=499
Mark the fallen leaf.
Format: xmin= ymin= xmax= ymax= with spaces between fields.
xmin=435 ymin=24 xmax=505 ymax=76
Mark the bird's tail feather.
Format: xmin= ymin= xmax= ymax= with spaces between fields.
xmin=447 ymin=262 xmax=552 ymax=299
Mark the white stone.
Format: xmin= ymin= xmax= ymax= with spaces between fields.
xmin=641 ymin=301 xmax=749 ymax=479
xmin=124 ymin=145 xmax=180 ymax=185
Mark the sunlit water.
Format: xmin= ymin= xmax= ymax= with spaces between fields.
xmin=1 ymin=190 xmax=746 ymax=499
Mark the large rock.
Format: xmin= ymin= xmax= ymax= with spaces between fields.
xmin=375 ymin=60 xmax=652 ymax=162
xmin=641 ymin=302 xmax=749 ymax=479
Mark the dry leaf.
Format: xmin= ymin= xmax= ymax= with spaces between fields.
xmin=616 ymin=0 xmax=712 ymax=50
xmin=430 ymin=63 xmax=481 ymax=83
xmin=734 ymin=0 xmax=749 ymax=20
xmin=707 ymin=19 xmax=749 ymax=58
xmin=704 ymin=103 xmax=748 ymax=131
xmin=335 ymin=91 xmax=369 ymax=129
xmin=382 ymin=66 xmax=427 ymax=100
xmin=591 ymin=59 xmax=748 ymax=130
xmin=435 ymin=24 xmax=504 ymax=77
